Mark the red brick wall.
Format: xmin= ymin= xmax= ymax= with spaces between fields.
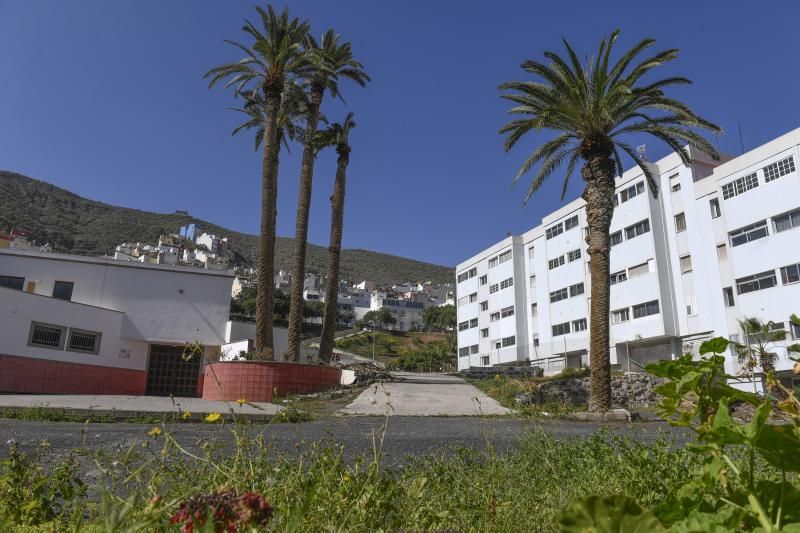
xmin=202 ymin=361 xmax=341 ymax=402
xmin=0 ymin=354 xmax=147 ymax=395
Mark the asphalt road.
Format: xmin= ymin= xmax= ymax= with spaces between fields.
xmin=1 ymin=416 xmax=688 ymax=468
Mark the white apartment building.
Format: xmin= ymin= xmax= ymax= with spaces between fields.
xmin=457 ymin=127 xmax=800 ymax=392
xmin=0 ymin=249 xmax=233 ymax=396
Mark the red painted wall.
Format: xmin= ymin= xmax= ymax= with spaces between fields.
xmin=202 ymin=361 xmax=341 ymax=402
xmin=0 ymin=354 xmax=147 ymax=395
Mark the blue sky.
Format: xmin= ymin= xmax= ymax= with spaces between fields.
xmin=1 ymin=2 xmax=798 ymax=268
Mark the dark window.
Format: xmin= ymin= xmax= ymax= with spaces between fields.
xmin=610 ymin=231 xmax=623 ymax=246
xmin=709 ymin=198 xmax=721 ymax=218
xmin=67 ymin=329 xmax=101 ymax=355
xmin=53 ymin=281 xmax=74 ymax=301
xmin=723 ymin=287 xmax=735 ymax=307
xmin=780 ymin=263 xmax=800 ymax=285
xmin=633 ymin=300 xmax=660 ymax=319
xmin=569 ymin=283 xmax=584 ymax=297
xmin=0 ymin=275 xmax=24 ymax=290
xmin=729 ymin=220 xmax=768 ymax=247
xmin=564 ymin=215 xmax=579 ymax=231
xmin=28 ymin=322 xmax=66 ymax=349
xmin=736 ymin=270 xmax=777 ymax=295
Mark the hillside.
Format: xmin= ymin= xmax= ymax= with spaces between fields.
xmin=0 ymin=171 xmax=454 ymax=285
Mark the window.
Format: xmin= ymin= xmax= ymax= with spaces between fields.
xmin=763 ymin=155 xmax=795 ymax=182
xmin=610 ymin=270 xmax=627 ymax=285
xmin=674 ymin=212 xmax=686 ymax=233
xmin=671 ymin=183 xmax=681 ymax=192
xmin=481 ymin=356 xmax=490 ymax=366
xmin=610 ymin=231 xmax=623 ymax=246
xmin=481 ymin=328 xmax=489 ymax=338
xmin=502 ymin=335 xmax=516 ymax=347
xmin=680 ymin=255 xmax=693 ymax=274
xmin=52 ymin=281 xmax=74 ymax=301
xmin=548 ymin=255 xmax=565 ymax=270
xmin=500 ymin=277 xmax=514 ymax=290
xmin=469 ymin=293 xmax=478 ymax=303
xmin=469 ymin=318 xmax=478 ymax=328
xmin=729 ymin=220 xmax=768 ymax=247
xmin=619 ymin=181 xmax=645 ymax=203
xmin=792 ymin=322 xmax=800 ymax=340
xmin=567 ymin=248 xmax=581 ymax=262
xmin=717 ymin=244 xmax=727 ymax=261
xmin=633 ymin=300 xmax=660 ymax=319
xmin=529 ymin=275 xmax=536 ymax=288
xmin=480 ymin=301 xmax=488 ymax=311
xmin=531 ymin=303 xmax=538 ymax=317
xmin=528 ymin=246 xmax=535 ymax=260
xmin=458 ymin=271 xmax=469 ymax=283
xmin=28 ymin=322 xmax=66 ymax=350
xmin=564 ymin=215 xmax=579 ymax=231
xmin=500 ymin=306 xmax=514 ymax=319
xmin=546 ymin=223 xmax=564 ymax=240
xmin=498 ymin=250 xmax=512 ymax=265
xmin=628 ymin=262 xmax=650 ymax=278
xmin=66 ymin=328 xmax=101 ymax=354
xmin=479 ymin=275 xmax=488 ymax=285
xmin=612 ymin=194 xmax=619 ymax=207
xmin=488 ymin=257 xmax=498 ymax=269
xmin=736 ymin=270 xmax=777 ymax=295
xmin=458 ymin=321 xmax=469 ymax=331
xmin=569 ymin=282 xmax=585 ymax=297
xmin=533 ymin=335 xmax=540 ymax=347
xmin=489 ymin=283 xmax=499 ymax=294
xmin=470 ymin=345 xmax=479 ymax=354
xmin=722 ymin=172 xmax=758 ymax=200
xmin=625 ymin=219 xmax=650 ymax=240
xmin=0 ymin=275 xmax=24 ymax=290
xmin=572 ymin=318 xmax=587 ymax=332
xmin=723 ymin=287 xmax=735 ymax=307
xmin=457 ymin=268 xmax=476 ymax=283
xmin=710 ymin=198 xmax=721 ymax=218
xmin=457 ymin=296 xmax=470 ymax=307
xmin=611 ymin=308 xmax=630 ymax=324
xmin=490 ymin=312 xmax=501 ymax=322
xmin=550 ymin=288 xmax=568 ymax=303
xmin=773 ymin=208 xmax=800 ymax=234
xmin=552 ymin=322 xmax=570 ymax=336
xmin=459 ymin=347 xmax=470 ymax=357
xmin=780 ymin=263 xmax=800 ymax=285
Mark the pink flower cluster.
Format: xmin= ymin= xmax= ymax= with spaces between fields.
xmin=170 ymin=490 xmax=273 ymax=532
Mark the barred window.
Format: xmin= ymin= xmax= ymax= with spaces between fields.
xmin=763 ymin=156 xmax=795 ymax=182
xmin=28 ymin=322 xmax=66 ymax=349
xmin=633 ymin=300 xmax=660 ymax=319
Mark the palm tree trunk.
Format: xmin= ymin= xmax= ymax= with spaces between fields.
xmin=582 ymin=155 xmax=616 ymax=413
xmin=254 ymin=83 xmax=282 ymax=360
xmin=318 ymin=147 xmax=350 ymax=361
xmin=286 ymin=85 xmax=324 ymax=361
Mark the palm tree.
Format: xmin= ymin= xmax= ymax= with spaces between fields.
xmin=498 ymin=30 xmax=721 ymax=412
xmin=317 ymin=114 xmax=356 ymax=362
xmin=206 ymin=6 xmax=310 ymax=359
xmin=734 ymin=317 xmax=786 ymax=393
xmin=286 ymin=30 xmax=369 ymax=361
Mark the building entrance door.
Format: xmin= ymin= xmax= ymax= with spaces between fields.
xmin=145 ymin=344 xmax=201 ymax=397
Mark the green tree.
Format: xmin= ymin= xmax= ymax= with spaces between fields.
xmin=317 ymin=114 xmax=357 ymax=362
xmin=498 ymin=31 xmax=720 ymax=412
xmin=358 ymin=308 xmax=396 ymax=330
xmin=206 ymin=5 xmax=310 ymax=359
xmin=733 ymin=317 xmax=787 ymax=393
xmin=286 ymin=31 xmax=369 ymax=361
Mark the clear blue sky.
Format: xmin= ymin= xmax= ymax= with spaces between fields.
xmin=1 ymin=2 xmax=798 ymax=268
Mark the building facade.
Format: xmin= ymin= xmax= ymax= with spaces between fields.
xmin=0 ymin=249 xmax=233 ymax=396
xmin=456 ymin=128 xmax=800 ymax=391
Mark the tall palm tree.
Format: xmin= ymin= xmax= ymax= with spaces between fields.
xmin=498 ymin=30 xmax=721 ymax=412
xmin=286 ymin=30 xmax=369 ymax=361
xmin=317 ymin=114 xmax=356 ymax=361
xmin=206 ymin=6 xmax=310 ymax=359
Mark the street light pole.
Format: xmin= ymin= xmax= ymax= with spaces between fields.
xmin=370 ymin=320 xmax=376 ymax=364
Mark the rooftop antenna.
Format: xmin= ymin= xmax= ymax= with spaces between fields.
xmin=637 ymin=144 xmax=647 ymax=161
xmin=738 ymin=122 xmax=745 ymax=154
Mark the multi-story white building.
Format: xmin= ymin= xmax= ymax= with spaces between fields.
xmin=457 ymin=127 xmax=800 ymax=392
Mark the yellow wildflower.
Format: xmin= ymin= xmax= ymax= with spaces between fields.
xmin=147 ymin=427 xmax=162 ymax=437
xmin=204 ymin=412 xmax=223 ymax=423
xmin=237 ymin=398 xmax=246 ymax=406
xmin=182 ymin=411 xmax=192 ymax=420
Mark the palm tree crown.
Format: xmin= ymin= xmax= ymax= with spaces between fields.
xmin=205 ymin=6 xmax=311 ymax=96
xmin=317 ymin=112 xmax=356 ymax=153
xmin=499 ymin=30 xmax=722 ymax=203
xmin=303 ymin=29 xmax=370 ymax=99
xmin=230 ymin=85 xmax=308 ymax=152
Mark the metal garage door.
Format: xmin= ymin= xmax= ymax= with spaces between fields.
xmin=145 ymin=344 xmax=201 ymax=397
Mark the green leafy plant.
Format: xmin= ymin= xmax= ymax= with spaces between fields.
xmin=558 ymin=336 xmax=800 ymax=531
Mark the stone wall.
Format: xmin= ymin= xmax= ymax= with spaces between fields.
xmin=515 ymin=372 xmax=660 ymax=408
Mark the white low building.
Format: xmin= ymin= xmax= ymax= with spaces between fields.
xmin=456 ymin=127 xmax=800 ymax=393
xmin=0 ymin=249 xmax=233 ymax=396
